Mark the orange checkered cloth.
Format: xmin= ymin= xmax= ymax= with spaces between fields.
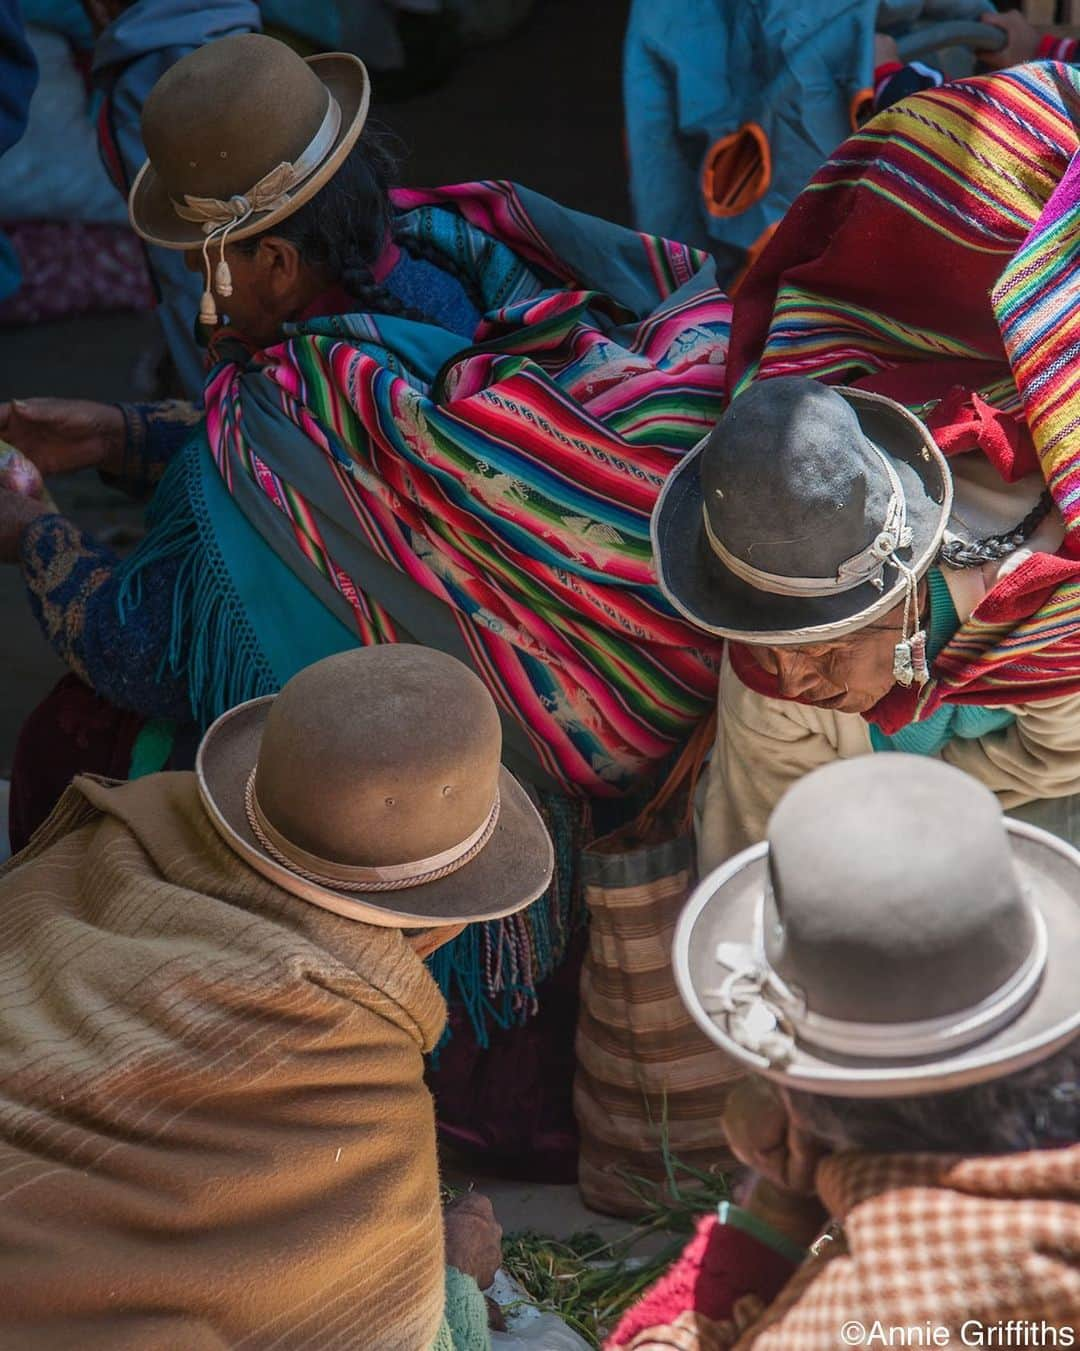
xmin=607 ymin=1144 xmax=1080 ymax=1350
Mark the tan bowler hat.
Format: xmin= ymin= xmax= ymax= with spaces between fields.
xmin=674 ymin=755 xmax=1079 ymax=1097
xmin=196 ymin=646 xmax=554 ymax=928
xmin=129 ymin=33 xmax=370 ymax=250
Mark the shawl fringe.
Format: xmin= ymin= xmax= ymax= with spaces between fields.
xmin=117 ymin=446 xmax=278 ymax=729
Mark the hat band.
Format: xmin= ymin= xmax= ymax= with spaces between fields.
xmin=170 ymin=91 xmax=343 ymax=230
xmin=702 ymin=444 xmax=913 ymax=599
xmin=706 ymin=894 xmax=1048 ymax=1066
xmin=768 ymin=910 xmax=1048 ymax=1060
xmin=244 ymin=769 xmax=500 ymax=893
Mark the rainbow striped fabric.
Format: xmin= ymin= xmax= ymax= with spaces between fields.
xmin=202 ymin=182 xmax=730 ymax=796
xmin=729 ymin=62 xmax=1080 ymax=730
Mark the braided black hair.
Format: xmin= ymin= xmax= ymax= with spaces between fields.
xmin=237 ymin=123 xmax=482 ymax=326
xmin=938 ymin=488 xmax=1054 ymax=570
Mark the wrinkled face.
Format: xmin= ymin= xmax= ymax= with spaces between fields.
xmin=183 ymin=237 xmax=323 ymax=348
xmin=744 ymin=594 xmax=917 ymax=714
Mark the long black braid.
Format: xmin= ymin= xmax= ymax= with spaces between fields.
xmin=938 ymin=488 xmax=1055 ymax=569
xmin=236 ymin=122 xmax=484 ymax=326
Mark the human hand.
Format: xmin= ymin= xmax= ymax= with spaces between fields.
xmin=874 ymin=33 xmax=901 ymax=67
xmin=721 ymin=1078 xmax=824 ymax=1197
xmin=0 ymin=399 xmax=126 ymax=478
xmin=443 ymin=1192 xmax=503 ymax=1291
xmin=979 ymin=10 xmax=1040 ymax=69
xmin=0 ymin=487 xmax=50 ymax=563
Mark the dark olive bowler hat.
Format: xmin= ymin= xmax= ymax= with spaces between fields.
xmin=129 ymin=34 xmax=371 ymax=250
xmin=196 ymin=646 xmax=554 ymax=927
xmin=652 ymin=377 xmax=952 ymax=644
xmin=675 ymin=756 xmax=1079 ymax=1097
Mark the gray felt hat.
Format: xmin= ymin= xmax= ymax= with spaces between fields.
xmin=674 ymin=755 xmax=1080 ymax=1097
xmin=652 ymin=377 xmax=953 ymax=645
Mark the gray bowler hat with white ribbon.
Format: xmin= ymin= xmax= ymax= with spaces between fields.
xmin=652 ymin=376 xmax=952 ymax=646
xmin=674 ymin=756 xmax=1080 ymax=1097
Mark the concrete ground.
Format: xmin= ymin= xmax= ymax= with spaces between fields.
xmin=0 ymin=0 xmax=672 ymax=1292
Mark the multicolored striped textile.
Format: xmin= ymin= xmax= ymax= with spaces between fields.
xmin=202 ymin=181 xmax=729 ymax=796
xmin=728 ymin=62 xmax=1080 ymax=733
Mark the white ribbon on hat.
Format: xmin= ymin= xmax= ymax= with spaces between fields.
xmin=702 ymin=443 xmax=913 ymax=599
xmin=169 ymin=91 xmax=342 ymax=325
xmin=703 ymin=441 xmax=931 ymax=687
xmin=171 ymin=91 xmax=343 ymax=230
xmin=701 ymin=889 xmax=1048 ymax=1067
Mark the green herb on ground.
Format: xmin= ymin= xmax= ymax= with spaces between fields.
xmin=500 ymin=1148 xmax=731 ymax=1348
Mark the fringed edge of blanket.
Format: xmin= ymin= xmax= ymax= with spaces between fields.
xmin=111 ymin=445 xmax=592 ymax=1044
xmin=115 ymin=443 xmax=279 ymax=731
xmin=430 ymin=789 xmax=591 ymax=1049
xmin=0 ymin=780 xmax=103 ymax=878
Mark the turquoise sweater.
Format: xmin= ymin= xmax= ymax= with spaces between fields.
xmin=430 ymin=1267 xmax=490 ymax=1351
xmin=869 ymin=569 xmax=1015 ymax=755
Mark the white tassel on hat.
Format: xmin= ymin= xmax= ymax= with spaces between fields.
xmin=214 ymin=258 xmax=233 ymax=298
xmin=196 ymin=201 xmax=249 ymax=327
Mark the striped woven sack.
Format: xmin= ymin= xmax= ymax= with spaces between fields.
xmin=574 ymin=715 xmax=741 ymax=1218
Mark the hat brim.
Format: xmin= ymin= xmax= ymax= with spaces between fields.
xmin=195 ymin=695 xmax=555 ymax=928
xmin=652 ymin=388 xmax=953 ymax=645
xmin=129 ymin=53 xmax=371 ymax=250
xmin=673 ymin=821 xmax=1080 ymax=1097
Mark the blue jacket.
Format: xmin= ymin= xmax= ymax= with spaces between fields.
xmin=623 ymin=0 xmax=991 ymax=280
xmin=1 ymin=0 xmax=37 ymax=155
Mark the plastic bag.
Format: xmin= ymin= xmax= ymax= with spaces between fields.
xmin=487 ymin=1270 xmax=592 ymax=1351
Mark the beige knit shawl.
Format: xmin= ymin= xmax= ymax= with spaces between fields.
xmin=0 ymin=773 xmax=448 ymax=1350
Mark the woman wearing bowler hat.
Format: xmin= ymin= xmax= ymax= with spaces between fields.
xmin=607 ymin=754 xmax=1080 ymax=1348
xmin=0 ymin=29 xmax=731 ymax=1170
xmin=652 ymin=375 xmax=1080 ymax=872
xmin=0 ymin=644 xmax=554 ymax=1347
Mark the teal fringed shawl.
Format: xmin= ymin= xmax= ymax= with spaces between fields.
xmin=118 ymin=435 xmax=588 ymax=1043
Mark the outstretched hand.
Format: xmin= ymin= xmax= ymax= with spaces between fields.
xmin=0 ymin=398 xmax=126 ymax=479
xmin=443 ymin=1193 xmax=503 ymax=1291
xmin=979 ymin=11 xmax=1040 ymax=70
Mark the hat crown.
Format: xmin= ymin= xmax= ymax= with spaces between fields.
xmin=764 ymin=756 xmax=1036 ymax=1026
xmin=701 ymin=377 xmax=895 ymax=580
xmin=141 ymin=34 xmax=330 ymax=205
xmin=254 ymin=647 xmax=502 ymax=870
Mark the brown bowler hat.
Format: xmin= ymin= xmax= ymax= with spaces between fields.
xmin=196 ymin=646 xmax=554 ymax=928
xmin=674 ymin=756 xmax=1079 ymax=1097
xmin=129 ymin=33 xmax=370 ymax=250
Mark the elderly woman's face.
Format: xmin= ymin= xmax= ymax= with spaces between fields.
xmin=183 ymin=237 xmax=321 ymax=347
xmin=744 ymin=595 xmax=913 ymax=714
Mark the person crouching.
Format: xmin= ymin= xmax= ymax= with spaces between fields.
xmin=0 ymin=645 xmax=552 ymax=1350
xmin=607 ymin=755 xmax=1079 ymax=1348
